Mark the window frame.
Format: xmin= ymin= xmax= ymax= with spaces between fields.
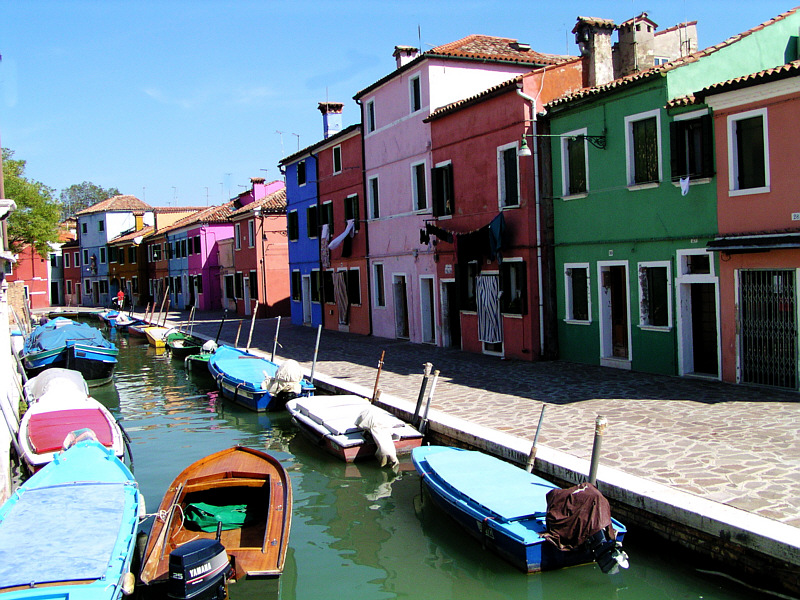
xmin=432 ymin=161 xmax=454 ymax=217
xmin=411 ymin=160 xmax=428 ymax=212
xmin=347 ymin=267 xmax=361 ymax=306
xmin=344 ymin=194 xmax=360 ymax=232
xmin=625 ymin=109 xmax=662 ymax=188
xmin=564 ymin=263 xmax=591 ymax=324
xmin=373 ymin=262 xmax=386 ymax=308
xmin=638 ymin=261 xmax=673 ymax=330
xmin=727 ymin=107 xmax=770 ymax=196
xmin=332 ymin=145 xmax=342 ymax=174
xmin=307 ymin=204 xmax=318 ymax=239
xmin=366 ymin=100 xmax=376 ymax=133
xmin=497 ymin=142 xmax=520 ymax=208
xmin=287 ymin=210 xmax=299 ymax=241
xmin=500 ymin=258 xmax=526 ymax=316
xmin=64 ymin=253 xmax=71 ymax=268
xmin=409 ymin=73 xmax=422 ymax=113
xmin=297 ymin=160 xmax=307 ymax=186
xmin=247 ymin=219 xmax=255 ymax=248
xmin=561 ymin=128 xmax=589 ymax=197
xmin=368 ymin=176 xmax=380 ymax=219
xmin=670 ymin=109 xmax=714 ymax=181
xmin=321 ymin=201 xmax=334 ymax=237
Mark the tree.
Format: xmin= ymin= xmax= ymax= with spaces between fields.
xmin=2 ymin=148 xmax=62 ymax=257
xmin=60 ymin=181 xmax=121 ymax=219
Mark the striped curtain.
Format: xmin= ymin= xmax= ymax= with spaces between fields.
xmin=334 ymin=270 xmax=349 ymax=325
xmin=477 ymin=274 xmax=502 ymax=344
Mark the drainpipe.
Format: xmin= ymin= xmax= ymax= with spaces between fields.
xmin=356 ymin=97 xmax=373 ymax=336
xmin=516 ymin=85 xmax=546 ymax=358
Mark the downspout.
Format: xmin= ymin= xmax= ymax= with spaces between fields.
xmin=516 ymin=85 xmax=546 ymax=358
xmin=356 ymin=98 xmax=373 ymax=335
xmin=310 ymin=150 xmax=321 ymax=329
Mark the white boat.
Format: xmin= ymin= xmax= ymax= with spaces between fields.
xmin=19 ymin=368 xmax=128 ymax=473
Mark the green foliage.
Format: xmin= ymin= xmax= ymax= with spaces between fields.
xmin=2 ymin=148 xmax=62 ymax=257
xmin=59 ymin=181 xmax=121 ymax=219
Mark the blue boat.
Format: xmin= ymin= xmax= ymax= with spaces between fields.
xmin=412 ymin=446 xmax=629 ymax=574
xmin=0 ymin=435 xmax=142 ymax=600
xmin=21 ymin=317 xmax=118 ymax=385
xmin=207 ymin=345 xmax=314 ymax=411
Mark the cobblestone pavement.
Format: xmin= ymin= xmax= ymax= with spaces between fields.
xmin=163 ymin=310 xmax=800 ymax=529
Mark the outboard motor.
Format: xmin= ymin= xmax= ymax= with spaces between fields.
xmin=167 ymin=537 xmax=233 ymax=600
xmin=586 ymin=529 xmax=629 ymax=574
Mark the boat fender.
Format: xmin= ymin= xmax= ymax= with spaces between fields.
xmin=586 ymin=530 xmax=629 ymax=575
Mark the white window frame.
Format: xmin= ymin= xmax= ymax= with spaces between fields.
xmin=625 ymin=108 xmax=662 ymax=188
xmin=497 ymin=141 xmax=520 ymax=208
xmin=560 ymin=127 xmax=589 ymax=198
xmin=234 ymin=223 xmax=241 ymax=250
xmin=727 ymin=107 xmax=770 ymax=196
xmin=368 ymin=175 xmax=380 ymax=219
xmin=411 ymin=160 xmax=428 ymax=212
xmin=64 ymin=253 xmax=71 ymax=268
xmin=373 ymin=262 xmax=386 ymax=308
xmin=247 ymin=219 xmax=255 ymax=247
xmin=638 ymin=260 xmax=673 ymax=330
xmin=409 ymin=73 xmax=422 ymax=113
xmin=332 ymin=145 xmax=342 ymax=174
xmin=74 ymin=251 xmax=80 ymax=266
xmin=83 ymin=249 xmax=89 ymax=266
xmin=564 ymin=262 xmax=591 ymax=324
xmin=366 ymin=100 xmax=376 ymax=133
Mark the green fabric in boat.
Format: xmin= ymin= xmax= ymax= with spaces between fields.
xmin=185 ymin=501 xmax=256 ymax=532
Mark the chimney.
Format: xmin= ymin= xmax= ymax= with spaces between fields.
xmin=393 ymin=45 xmax=419 ymax=68
xmin=617 ymin=13 xmax=657 ymax=76
xmin=318 ymin=101 xmax=344 ymax=139
xmin=573 ymin=17 xmax=616 ymax=88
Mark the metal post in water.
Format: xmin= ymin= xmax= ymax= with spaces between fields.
xmin=309 ymin=324 xmax=322 ymax=384
xmin=271 ymin=316 xmax=281 ymax=361
xmin=419 ymin=369 xmax=440 ymax=435
xmin=588 ymin=415 xmax=608 ymax=486
xmin=371 ymin=351 xmax=386 ymax=403
xmin=245 ymin=301 xmax=257 ymax=351
xmin=525 ymin=404 xmax=547 ymax=473
xmin=214 ymin=310 xmax=227 ymax=344
xmin=234 ymin=321 xmax=243 ymax=347
xmin=413 ymin=362 xmax=433 ymax=427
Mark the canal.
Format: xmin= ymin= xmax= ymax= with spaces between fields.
xmin=84 ymin=325 xmax=756 ymax=600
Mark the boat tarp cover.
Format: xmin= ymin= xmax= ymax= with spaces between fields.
xmin=24 ymin=367 xmax=89 ymax=400
xmin=25 ymin=321 xmax=115 ymax=353
xmin=185 ymin=502 xmax=256 ymax=532
xmin=211 ymin=346 xmax=279 ymax=387
xmin=27 ymin=408 xmax=114 ymax=453
xmin=425 ymin=450 xmax=557 ymax=522
xmin=541 ymin=482 xmax=617 ymax=551
xmin=0 ymin=482 xmax=126 ymax=587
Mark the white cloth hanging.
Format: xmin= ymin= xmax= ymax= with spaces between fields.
xmin=328 ymin=219 xmax=355 ymax=250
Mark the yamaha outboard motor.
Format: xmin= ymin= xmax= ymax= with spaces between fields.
xmin=167 ymin=538 xmax=233 ymax=600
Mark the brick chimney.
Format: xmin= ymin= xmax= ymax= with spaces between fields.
xmin=573 ymin=17 xmax=616 ymax=88
xmin=617 ymin=13 xmax=657 ymax=76
xmin=393 ymin=45 xmax=419 ymax=69
xmin=318 ymin=101 xmax=344 ymax=139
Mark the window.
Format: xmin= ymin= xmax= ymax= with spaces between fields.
xmin=297 ymin=160 xmax=307 ymax=186
xmin=497 ymin=143 xmax=519 ymax=207
xmin=74 ymin=252 xmax=80 ymax=266
xmin=83 ymin=249 xmax=90 ymax=268
xmin=639 ymin=262 xmax=671 ymax=328
xmin=98 ymin=220 xmax=104 ymax=232
xmin=81 ymin=222 xmax=88 ymax=234
xmin=194 ymin=236 xmax=201 ymax=254
xmin=64 ymin=253 xmax=70 ymax=268
xmin=323 ymin=270 xmax=335 ymax=303
xmin=307 ymin=205 xmax=318 ymax=238
xmin=625 ymin=109 xmax=661 ymax=186
xmin=224 ymin=275 xmax=235 ymax=300
xmin=333 ymin=145 xmax=342 ymax=174
xmin=459 ymin=261 xmax=479 ymax=311
xmin=565 ymin=264 xmax=590 ymax=322
xmin=368 ymin=176 xmax=380 ymax=219
xmin=118 ymin=247 xmax=125 ymax=265
xmin=234 ymin=223 xmax=241 ymax=250
xmin=247 ymin=220 xmax=255 ymax=247
xmin=322 ymin=201 xmax=334 ymax=237
xmin=654 ymin=56 xmax=669 ymax=66
xmin=410 ymin=74 xmax=421 ymax=113
xmin=310 ymin=270 xmax=321 ymax=302
xmin=366 ymin=100 xmax=376 ymax=133
xmin=108 ymin=246 xmax=118 ymax=263
xmin=50 ymin=254 xmax=58 ymax=267
xmin=728 ymin=108 xmax=769 ymax=194
xmin=501 ymin=260 xmax=526 ymax=315
xmin=432 ymin=162 xmax=454 ymax=217
xmin=99 ymin=247 xmax=106 ymax=264
xmin=66 ymin=280 xmax=73 ymax=294
xmin=99 ymin=280 xmax=109 ymax=294
xmin=234 ymin=272 xmax=244 ymax=299
xmin=561 ymin=129 xmax=588 ymax=196
xmin=347 ymin=268 xmax=361 ymax=305
xmin=84 ymin=278 xmax=91 ymax=291
xmin=152 ymin=243 xmax=162 ymax=261
xmin=671 ymin=112 xmax=714 ymax=180
xmin=4 ymin=261 xmax=11 ymax=275
xmin=287 ymin=211 xmax=299 ymax=241
xmin=412 ymin=161 xmax=427 ymax=211
xmin=291 ymin=270 xmax=302 ymax=301
xmin=344 ymin=194 xmax=359 ymax=231
xmin=249 ymin=270 xmax=258 ymax=299
xmin=373 ymin=263 xmax=385 ymax=307
xmin=128 ymin=246 xmax=137 ymax=263
xmin=181 ymin=239 xmax=188 ymax=257
xmin=132 ymin=276 xmax=139 ymax=293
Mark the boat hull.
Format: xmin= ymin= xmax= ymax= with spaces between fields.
xmin=139 ymin=446 xmax=292 ymax=584
xmin=0 ymin=439 xmax=141 ymax=600
xmin=412 ymin=446 xmax=626 ymax=573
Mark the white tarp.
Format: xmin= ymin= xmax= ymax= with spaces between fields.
xmin=355 ymin=405 xmax=399 ymax=468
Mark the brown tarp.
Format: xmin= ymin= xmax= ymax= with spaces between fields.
xmin=541 ymin=482 xmax=617 ymax=551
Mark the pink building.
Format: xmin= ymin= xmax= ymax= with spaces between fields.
xmin=701 ymin=61 xmax=800 ymax=389
xmin=354 ymin=36 xmax=574 ymax=347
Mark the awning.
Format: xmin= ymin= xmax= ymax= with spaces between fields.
xmin=706 ymin=233 xmax=800 ymax=253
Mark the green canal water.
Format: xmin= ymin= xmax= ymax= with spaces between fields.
xmin=86 ymin=328 xmax=756 ymax=600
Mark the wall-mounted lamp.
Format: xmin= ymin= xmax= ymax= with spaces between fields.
xmin=519 ymin=132 xmax=607 ymax=158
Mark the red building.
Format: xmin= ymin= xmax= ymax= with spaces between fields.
xmin=62 ymin=238 xmax=82 ymax=307
xmin=425 ymin=63 xmax=583 ymax=360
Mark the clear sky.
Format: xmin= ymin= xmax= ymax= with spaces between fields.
xmin=0 ymin=1 xmax=795 ymax=208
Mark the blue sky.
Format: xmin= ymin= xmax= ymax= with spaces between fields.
xmin=0 ymin=1 xmax=795 ymax=208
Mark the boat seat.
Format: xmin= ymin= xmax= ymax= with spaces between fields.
xmin=27 ymin=408 xmax=114 ymax=453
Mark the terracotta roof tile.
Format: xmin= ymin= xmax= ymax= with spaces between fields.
xmin=697 ymin=59 xmax=800 ymax=97
xmin=430 ymin=34 xmax=573 ymax=65
xmin=229 ymin=189 xmax=287 ymax=218
xmin=75 ymin=195 xmax=152 ymax=215
xmin=572 ymin=16 xmax=617 ymax=33
xmin=110 ymin=225 xmax=154 ymax=244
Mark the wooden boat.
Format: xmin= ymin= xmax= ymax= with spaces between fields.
xmin=114 ymin=314 xmax=146 ymax=332
xmin=21 ymin=317 xmax=118 ymax=385
xmin=207 ymin=345 xmax=314 ymax=411
xmin=165 ymin=330 xmax=205 ymax=360
xmin=139 ymin=446 xmax=292 ymax=583
xmin=412 ymin=446 xmax=629 ymax=574
xmin=47 ymin=308 xmax=79 ymax=319
xmin=97 ymin=309 xmax=120 ymax=327
xmin=144 ymin=325 xmax=170 ymax=348
xmin=19 ymin=368 xmax=128 ymax=473
xmin=0 ymin=435 xmax=142 ymax=600
xmin=285 ymin=395 xmax=423 ymax=464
